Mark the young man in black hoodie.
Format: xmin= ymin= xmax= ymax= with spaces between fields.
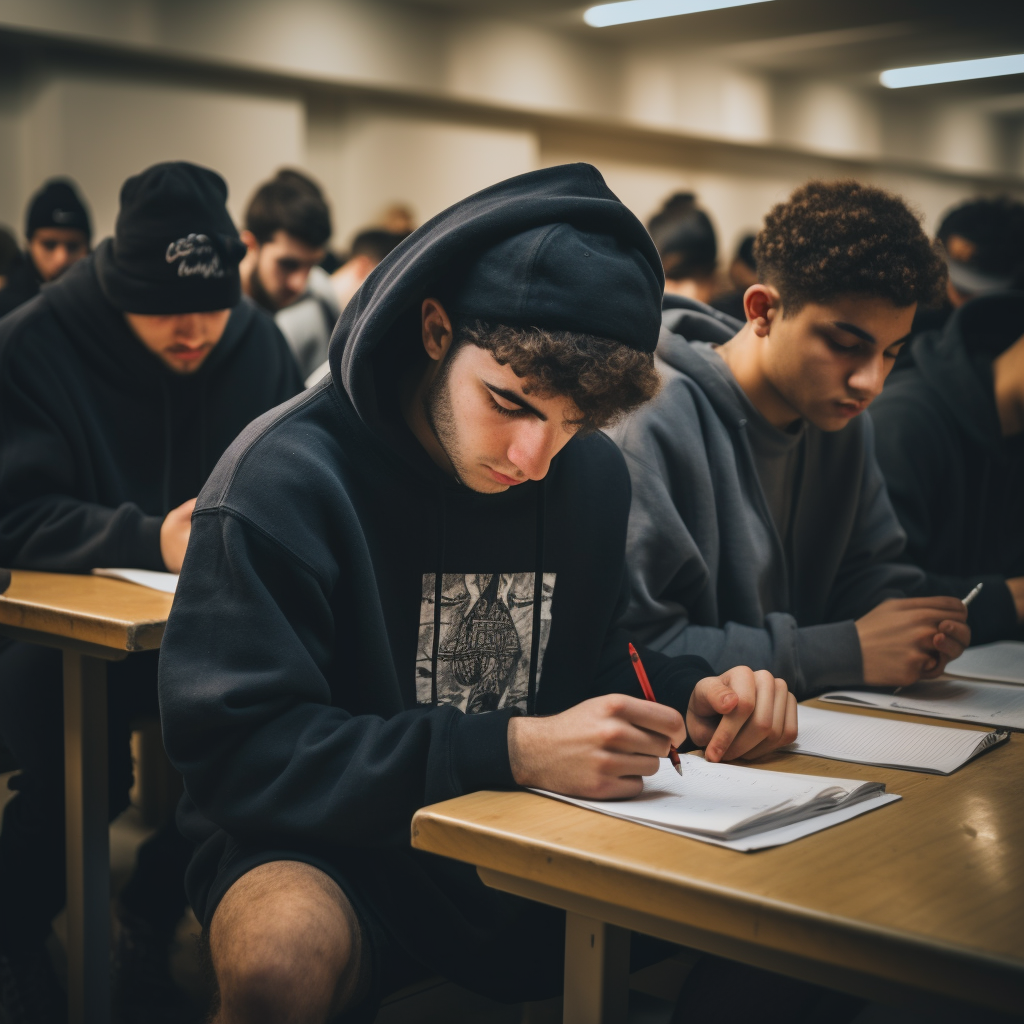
xmin=871 ymin=291 xmax=1024 ymax=643
xmin=0 ymin=178 xmax=92 ymax=318
xmin=0 ymin=162 xmax=302 ymax=1022
xmin=158 ymin=164 xmax=797 ymax=1023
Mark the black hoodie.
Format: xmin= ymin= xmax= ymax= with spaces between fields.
xmin=0 ymin=252 xmax=43 ymax=320
xmin=0 ymin=254 xmax=302 ymax=570
xmin=157 ymin=165 xmax=711 ymax=915
xmin=870 ymin=292 xmax=1024 ymax=644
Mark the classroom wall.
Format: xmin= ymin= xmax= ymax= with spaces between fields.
xmin=1 ymin=1 xmax=1023 ymax=254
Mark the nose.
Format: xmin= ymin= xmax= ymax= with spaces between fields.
xmin=507 ymin=424 xmax=556 ymax=481
xmin=847 ymin=353 xmax=887 ymax=399
xmin=287 ymin=268 xmax=310 ymax=297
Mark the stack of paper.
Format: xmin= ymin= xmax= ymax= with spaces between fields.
xmin=945 ymin=642 xmax=1024 ymax=685
xmin=92 ymin=568 xmax=179 ymax=594
xmin=788 ymin=705 xmax=1008 ymax=774
xmin=822 ymin=680 xmax=1024 ymax=730
xmin=534 ymin=757 xmax=898 ymax=852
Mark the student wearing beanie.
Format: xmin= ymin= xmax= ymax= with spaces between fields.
xmin=0 ymin=161 xmax=302 ymax=1023
xmin=0 ymin=178 xmax=92 ymax=318
xmin=157 ymin=164 xmax=797 ymax=1023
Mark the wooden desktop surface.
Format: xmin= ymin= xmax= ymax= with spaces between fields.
xmin=413 ymin=702 xmax=1024 ymax=1012
xmin=0 ymin=569 xmax=173 ymax=651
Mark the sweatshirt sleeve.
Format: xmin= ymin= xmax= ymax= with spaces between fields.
xmin=158 ymin=507 xmax=517 ymax=851
xmin=0 ymin=349 xmax=165 ymax=571
xmin=611 ymin=400 xmax=860 ymax=699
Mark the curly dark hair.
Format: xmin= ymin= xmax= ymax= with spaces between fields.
xmin=453 ymin=320 xmax=660 ymax=433
xmin=753 ymin=180 xmax=946 ymax=314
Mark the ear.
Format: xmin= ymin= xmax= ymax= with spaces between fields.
xmin=743 ymin=284 xmax=780 ymax=337
xmin=240 ymin=230 xmax=260 ymax=257
xmin=421 ymin=298 xmax=454 ymax=362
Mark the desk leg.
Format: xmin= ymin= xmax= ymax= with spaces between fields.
xmin=562 ymin=912 xmax=629 ymax=1024
xmin=63 ymin=652 xmax=109 ymax=1024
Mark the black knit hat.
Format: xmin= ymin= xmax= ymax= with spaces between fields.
xmin=95 ymin=162 xmax=245 ymax=314
xmin=450 ymin=222 xmax=663 ymax=353
xmin=26 ymin=179 xmax=92 ymax=242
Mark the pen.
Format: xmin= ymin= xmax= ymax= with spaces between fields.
xmin=628 ymin=643 xmax=682 ymax=775
xmin=961 ymin=582 xmax=983 ymax=607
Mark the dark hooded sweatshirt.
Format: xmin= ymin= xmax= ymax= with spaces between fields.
xmin=870 ymin=292 xmax=1024 ymax=644
xmin=0 ymin=252 xmax=302 ymax=570
xmin=0 ymin=252 xmax=43 ymax=320
xmin=157 ymin=165 xmax=711 ymax=932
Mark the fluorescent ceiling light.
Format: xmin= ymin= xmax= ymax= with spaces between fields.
xmin=880 ymin=53 xmax=1024 ymax=89
xmin=584 ymin=0 xmax=775 ymax=29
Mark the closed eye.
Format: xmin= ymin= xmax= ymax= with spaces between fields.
xmin=489 ymin=395 xmax=528 ymax=419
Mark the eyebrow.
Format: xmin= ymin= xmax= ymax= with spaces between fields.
xmin=482 ymin=382 xmax=547 ymax=421
xmin=831 ymin=321 xmax=877 ymax=344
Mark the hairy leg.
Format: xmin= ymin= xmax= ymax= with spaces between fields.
xmin=209 ymin=860 xmax=365 ymax=1024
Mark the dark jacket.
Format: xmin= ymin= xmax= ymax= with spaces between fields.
xmin=0 ymin=253 xmax=42 ymax=320
xmin=0 ymin=254 xmax=302 ymax=571
xmin=870 ymin=292 xmax=1024 ymax=643
xmin=157 ymin=165 xmax=711 ymax=916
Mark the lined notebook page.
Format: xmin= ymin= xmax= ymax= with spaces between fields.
xmin=789 ymin=705 xmax=1007 ymax=774
xmin=946 ymin=642 xmax=1024 ymax=685
xmin=822 ymin=680 xmax=1024 ymax=730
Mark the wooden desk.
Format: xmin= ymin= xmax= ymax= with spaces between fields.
xmin=0 ymin=570 xmax=173 ymax=1024
xmin=412 ymin=702 xmax=1024 ymax=1023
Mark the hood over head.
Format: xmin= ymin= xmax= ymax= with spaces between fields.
xmin=327 ymin=163 xmax=664 ymax=434
xmin=908 ymin=290 xmax=1024 ymax=452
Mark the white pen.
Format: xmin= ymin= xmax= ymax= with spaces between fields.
xmin=962 ymin=582 xmax=983 ymax=607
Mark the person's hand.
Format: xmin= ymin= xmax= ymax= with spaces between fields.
xmin=507 ymin=694 xmax=686 ymax=799
xmin=160 ymin=497 xmax=197 ymax=573
xmin=856 ymin=597 xmax=970 ymax=687
xmin=685 ymin=667 xmax=797 ymax=763
xmin=1006 ymin=577 xmax=1024 ymax=625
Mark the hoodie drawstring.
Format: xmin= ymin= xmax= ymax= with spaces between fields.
xmin=527 ymin=480 xmax=545 ymax=714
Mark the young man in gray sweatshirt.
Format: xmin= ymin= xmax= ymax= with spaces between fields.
xmin=610 ymin=180 xmax=972 ymax=698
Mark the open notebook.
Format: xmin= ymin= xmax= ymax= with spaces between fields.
xmin=92 ymin=568 xmax=179 ymax=594
xmin=789 ymin=705 xmax=1008 ymax=774
xmin=822 ymin=680 xmax=1024 ymax=731
xmin=533 ymin=757 xmax=898 ymax=852
xmin=945 ymin=641 xmax=1024 ymax=685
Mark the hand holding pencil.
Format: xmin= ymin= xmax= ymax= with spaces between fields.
xmin=629 ymin=643 xmax=683 ymax=775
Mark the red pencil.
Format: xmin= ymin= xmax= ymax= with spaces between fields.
xmin=628 ymin=643 xmax=682 ymax=775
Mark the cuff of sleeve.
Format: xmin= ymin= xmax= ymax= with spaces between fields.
xmin=451 ymin=707 xmax=520 ymax=793
xmin=645 ymin=653 xmax=711 ymax=714
xmin=795 ymin=621 xmax=863 ymax=697
xmin=124 ymin=513 xmax=166 ymax=571
xmin=967 ymin=576 xmax=1018 ymax=646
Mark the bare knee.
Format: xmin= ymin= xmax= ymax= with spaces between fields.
xmin=210 ymin=861 xmax=363 ymax=1024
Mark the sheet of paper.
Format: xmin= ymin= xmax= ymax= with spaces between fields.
xmin=822 ymin=680 xmax=1024 ymax=731
xmin=534 ymin=757 xmax=883 ymax=841
xmin=788 ymin=705 xmax=1007 ymax=775
xmin=92 ymin=568 xmax=179 ymax=594
xmin=945 ymin=641 xmax=1024 ymax=685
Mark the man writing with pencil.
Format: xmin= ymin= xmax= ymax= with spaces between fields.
xmin=158 ymin=165 xmax=808 ymax=1023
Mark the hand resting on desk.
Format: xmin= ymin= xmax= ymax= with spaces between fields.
xmin=507 ymin=668 xmax=797 ymax=800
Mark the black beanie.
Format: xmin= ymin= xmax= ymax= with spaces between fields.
xmin=95 ymin=162 xmax=245 ymax=315
xmin=26 ymin=179 xmax=92 ymax=242
xmin=450 ymin=222 xmax=663 ymax=353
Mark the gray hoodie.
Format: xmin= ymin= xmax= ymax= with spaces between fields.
xmin=608 ymin=301 xmax=925 ymax=698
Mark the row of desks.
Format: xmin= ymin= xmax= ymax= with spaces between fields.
xmin=1 ymin=569 xmax=1022 ymax=1023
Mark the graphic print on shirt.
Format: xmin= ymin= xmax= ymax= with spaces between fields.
xmin=416 ymin=573 xmax=556 ymax=713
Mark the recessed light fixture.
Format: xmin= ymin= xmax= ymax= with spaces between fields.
xmin=584 ymin=0 xmax=776 ymax=29
xmin=880 ymin=53 xmax=1024 ymax=89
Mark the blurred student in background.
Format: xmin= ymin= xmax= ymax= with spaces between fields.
xmin=0 ymin=178 xmax=92 ymax=318
xmin=0 ymin=162 xmax=301 ymax=1024
xmin=647 ymin=192 xmax=719 ymax=307
xmin=301 ymin=226 xmax=409 ymax=387
xmin=871 ymin=196 xmax=1024 ymax=645
xmin=710 ymin=233 xmax=758 ymax=322
xmin=239 ymin=168 xmax=338 ymax=376
xmin=0 ymin=227 xmax=18 ymax=292
xmin=610 ymin=180 xmax=971 ymax=699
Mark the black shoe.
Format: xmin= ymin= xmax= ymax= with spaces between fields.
xmin=0 ymin=942 xmax=66 ymax=1024
xmin=112 ymin=912 xmax=201 ymax=1024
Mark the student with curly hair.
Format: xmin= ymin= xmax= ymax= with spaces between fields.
xmin=157 ymin=165 xmax=796 ymax=1023
xmin=610 ymin=179 xmax=972 ymax=697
